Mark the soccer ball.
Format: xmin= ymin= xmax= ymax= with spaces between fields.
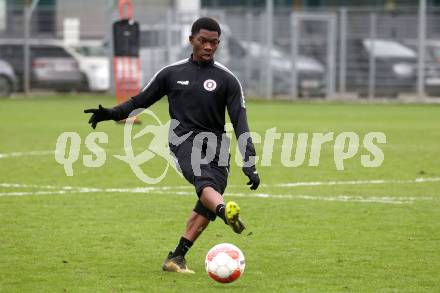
xmin=205 ymin=243 xmax=245 ymax=283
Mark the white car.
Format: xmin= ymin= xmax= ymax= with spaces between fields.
xmin=0 ymin=59 xmax=17 ymax=97
xmin=65 ymin=42 xmax=110 ymax=92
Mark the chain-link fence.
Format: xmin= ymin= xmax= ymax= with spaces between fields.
xmin=0 ymin=1 xmax=439 ymax=100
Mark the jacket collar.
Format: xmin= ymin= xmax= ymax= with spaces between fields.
xmin=189 ymin=54 xmax=214 ymax=66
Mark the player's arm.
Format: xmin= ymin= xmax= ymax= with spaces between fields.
xmin=226 ymin=77 xmax=260 ymax=190
xmin=84 ymin=69 xmax=168 ymax=129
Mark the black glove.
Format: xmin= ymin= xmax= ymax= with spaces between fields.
xmin=84 ymin=105 xmax=114 ymax=129
xmin=242 ymin=166 xmax=260 ymax=190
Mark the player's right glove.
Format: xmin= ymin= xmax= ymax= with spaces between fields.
xmin=242 ymin=166 xmax=260 ymax=190
xmin=84 ymin=104 xmax=115 ymax=129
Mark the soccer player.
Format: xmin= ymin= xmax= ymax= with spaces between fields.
xmin=84 ymin=17 xmax=260 ymax=274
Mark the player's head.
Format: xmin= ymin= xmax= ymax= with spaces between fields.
xmin=190 ymin=17 xmax=221 ymax=63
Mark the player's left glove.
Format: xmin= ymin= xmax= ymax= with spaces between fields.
xmin=242 ymin=166 xmax=260 ymax=190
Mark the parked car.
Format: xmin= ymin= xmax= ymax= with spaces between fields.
xmin=65 ymin=41 xmax=110 ymax=92
xmin=0 ymin=39 xmax=82 ymax=92
xmin=0 ymin=59 xmax=17 ymax=97
xmin=346 ymin=39 xmax=417 ymax=97
xmin=403 ymin=39 xmax=440 ymax=97
xmin=424 ymin=42 xmax=440 ymax=96
xmin=175 ymin=36 xmax=325 ymax=97
xmin=243 ymin=41 xmax=325 ymax=96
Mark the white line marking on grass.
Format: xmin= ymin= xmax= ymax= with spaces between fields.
xmin=0 ymin=183 xmax=75 ymax=189
xmin=273 ymin=177 xmax=440 ymax=187
xmin=2 ymin=188 xmax=432 ymax=205
xmin=149 ymin=190 xmax=432 ymax=204
xmin=0 ymin=150 xmax=54 ymax=159
xmin=0 ymin=182 xmax=193 ymax=192
xmin=0 ymin=177 xmax=438 ymax=204
xmin=0 ymin=190 xmax=73 ymax=196
xmin=3 ymin=177 xmax=438 ymax=191
xmin=0 ymin=147 xmax=160 ymax=160
xmin=228 ymin=193 xmax=432 ymax=204
xmin=0 ymin=188 xmax=431 ymax=204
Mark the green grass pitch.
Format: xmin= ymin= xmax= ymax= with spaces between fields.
xmin=0 ymin=95 xmax=439 ymax=292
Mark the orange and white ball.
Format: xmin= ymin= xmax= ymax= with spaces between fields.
xmin=205 ymin=243 xmax=245 ymax=283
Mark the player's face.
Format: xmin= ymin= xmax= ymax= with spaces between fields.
xmin=190 ymin=29 xmax=220 ymax=62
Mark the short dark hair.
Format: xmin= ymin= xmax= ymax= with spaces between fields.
xmin=191 ymin=17 xmax=221 ymax=36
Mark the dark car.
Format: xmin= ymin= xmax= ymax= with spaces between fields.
xmin=0 ymin=40 xmax=82 ymax=91
xmin=0 ymin=59 xmax=17 ymax=97
xmin=346 ymin=39 xmax=417 ymax=97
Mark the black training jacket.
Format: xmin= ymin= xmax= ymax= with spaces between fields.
xmin=112 ymin=55 xmax=256 ymax=163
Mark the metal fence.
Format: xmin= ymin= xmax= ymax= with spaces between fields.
xmin=1 ymin=2 xmax=439 ymax=100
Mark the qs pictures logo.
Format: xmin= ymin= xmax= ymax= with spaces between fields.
xmin=55 ymin=109 xmax=387 ymax=184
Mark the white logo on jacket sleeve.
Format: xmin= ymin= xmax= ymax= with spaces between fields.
xmin=203 ymin=79 xmax=217 ymax=91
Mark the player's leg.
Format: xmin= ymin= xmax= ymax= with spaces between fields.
xmin=163 ymin=139 xmax=243 ymax=274
xmin=164 ymin=140 xmax=210 ymax=273
xmin=171 ymin=143 xmax=244 ymax=234
xmin=184 ymin=211 xmax=210 ymax=241
xmin=170 ymin=211 xmax=210 ymax=257
xmin=200 ymin=186 xmax=245 ymax=234
xmin=199 ymin=185 xmax=223 ymax=212
xmin=163 ymin=211 xmax=210 ymax=274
